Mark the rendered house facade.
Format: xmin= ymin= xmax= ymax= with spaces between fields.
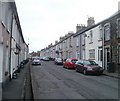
xmin=0 ymin=1 xmax=29 ymax=87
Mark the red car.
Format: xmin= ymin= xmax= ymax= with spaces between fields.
xmin=75 ymin=60 xmax=104 ymax=75
xmin=63 ymin=58 xmax=78 ymax=69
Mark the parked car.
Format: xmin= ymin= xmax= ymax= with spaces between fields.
xmin=63 ymin=58 xmax=78 ymax=69
xmin=43 ymin=57 xmax=50 ymax=61
xmin=75 ymin=60 xmax=104 ymax=75
xmin=32 ymin=58 xmax=41 ymax=65
xmin=55 ymin=58 xmax=63 ymax=65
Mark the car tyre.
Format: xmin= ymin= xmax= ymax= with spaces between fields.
xmin=75 ymin=67 xmax=78 ymax=72
xmin=83 ymin=69 xmax=87 ymax=75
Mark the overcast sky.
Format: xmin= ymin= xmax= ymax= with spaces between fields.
xmin=15 ymin=0 xmax=119 ymax=53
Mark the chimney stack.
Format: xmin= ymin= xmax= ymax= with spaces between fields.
xmin=59 ymin=36 xmax=64 ymax=41
xmin=55 ymin=40 xmax=58 ymax=44
xmin=87 ymin=17 xmax=95 ymax=27
xmin=76 ymin=24 xmax=86 ymax=32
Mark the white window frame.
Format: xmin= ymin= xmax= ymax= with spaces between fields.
xmin=104 ymin=23 xmax=110 ymax=41
xmin=89 ymin=30 xmax=93 ymax=43
xmin=89 ymin=49 xmax=95 ymax=59
xmin=69 ymin=37 xmax=72 ymax=47
xmin=81 ymin=34 xmax=85 ymax=45
xmin=99 ymin=25 xmax=103 ymax=40
xmin=76 ymin=37 xmax=79 ymax=46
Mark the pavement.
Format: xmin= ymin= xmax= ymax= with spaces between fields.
xmin=2 ymin=61 xmax=33 ymax=100
xmin=1 ymin=61 xmax=119 ymax=100
xmin=103 ymin=70 xmax=120 ymax=79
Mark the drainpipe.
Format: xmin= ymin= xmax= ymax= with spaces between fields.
xmin=102 ymin=26 xmax=105 ymax=70
xmin=9 ymin=9 xmax=13 ymax=81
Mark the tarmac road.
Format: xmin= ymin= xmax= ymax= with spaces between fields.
xmin=31 ymin=61 xmax=119 ymax=100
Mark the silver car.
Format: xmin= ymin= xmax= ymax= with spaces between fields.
xmin=55 ymin=58 xmax=63 ymax=65
xmin=32 ymin=59 xmax=41 ymax=65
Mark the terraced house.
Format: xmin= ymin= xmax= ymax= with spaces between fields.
xmin=0 ymin=0 xmax=29 ymax=92
xmin=105 ymin=10 xmax=120 ymax=72
xmin=40 ymin=5 xmax=120 ymax=73
xmin=73 ymin=18 xmax=103 ymax=67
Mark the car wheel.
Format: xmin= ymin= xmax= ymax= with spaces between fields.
xmin=67 ymin=66 xmax=69 ymax=69
xmin=63 ymin=65 xmax=65 ymax=68
xmin=75 ymin=67 xmax=78 ymax=72
xmin=83 ymin=69 xmax=87 ymax=75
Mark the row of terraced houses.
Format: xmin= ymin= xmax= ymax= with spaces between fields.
xmin=40 ymin=2 xmax=120 ymax=73
xmin=0 ymin=0 xmax=29 ymax=95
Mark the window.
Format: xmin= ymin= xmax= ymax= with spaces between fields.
xmin=81 ymin=34 xmax=85 ymax=45
xmin=66 ymin=39 xmax=68 ymax=48
xmin=89 ymin=30 xmax=93 ymax=43
xmin=5 ymin=48 xmax=9 ymax=73
xmin=98 ymin=48 xmax=103 ymax=61
xmin=63 ymin=41 xmax=65 ymax=48
xmin=82 ymin=49 xmax=85 ymax=59
xmin=99 ymin=26 xmax=103 ymax=40
xmin=89 ymin=49 xmax=95 ymax=59
xmin=104 ymin=24 xmax=110 ymax=41
xmin=76 ymin=52 xmax=80 ymax=59
xmin=76 ymin=37 xmax=79 ymax=46
xmin=69 ymin=37 xmax=72 ymax=47
xmin=118 ymin=20 xmax=120 ymax=38
xmin=59 ymin=43 xmax=62 ymax=50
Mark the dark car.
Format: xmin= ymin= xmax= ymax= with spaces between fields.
xmin=75 ymin=60 xmax=104 ymax=75
xmin=63 ymin=58 xmax=78 ymax=69
xmin=32 ymin=58 xmax=41 ymax=65
xmin=55 ymin=58 xmax=63 ymax=65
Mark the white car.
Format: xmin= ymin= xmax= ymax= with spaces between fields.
xmin=32 ymin=59 xmax=41 ymax=65
xmin=55 ymin=58 xmax=63 ymax=65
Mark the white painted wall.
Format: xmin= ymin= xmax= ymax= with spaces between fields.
xmin=0 ymin=44 xmax=3 ymax=83
xmin=11 ymin=16 xmax=20 ymax=75
xmin=10 ymin=39 xmax=17 ymax=78
xmin=85 ymin=25 xmax=102 ymax=67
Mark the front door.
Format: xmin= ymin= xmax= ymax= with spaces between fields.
xmin=98 ymin=48 xmax=103 ymax=67
xmin=105 ymin=48 xmax=110 ymax=70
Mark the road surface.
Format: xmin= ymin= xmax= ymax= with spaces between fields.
xmin=31 ymin=61 xmax=119 ymax=100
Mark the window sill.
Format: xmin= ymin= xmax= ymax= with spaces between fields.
xmin=89 ymin=42 xmax=93 ymax=44
xmin=82 ymin=44 xmax=85 ymax=46
xmin=89 ymin=58 xmax=95 ymax=60
xmin=104 ymin=40 xmax=110 ymax=42
xmin=98 ymin=39 xmax=102 ymax=42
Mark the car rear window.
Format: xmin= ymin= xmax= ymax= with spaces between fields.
xmin=71 ymin=59 xmax=78 ymax=63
